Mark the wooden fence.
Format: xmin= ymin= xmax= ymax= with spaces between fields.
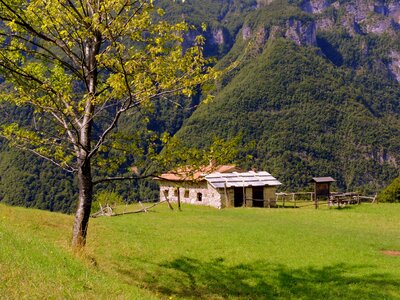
xmin=275 ymin=192 xmax=377 ymax=209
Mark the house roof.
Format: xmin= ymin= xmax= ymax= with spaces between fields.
xmin=205 ymin=171 xmax=282 ymax=188
xmin=157 ymin=165 xmax=241 ymax=182
xmin=311 ymin=177 xmax=336 ymax=183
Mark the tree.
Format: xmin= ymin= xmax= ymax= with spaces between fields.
xmin=0 ymin=0 xmax=213 ymax=247
xmin=378 ymin=176 xmax=400 ymax=203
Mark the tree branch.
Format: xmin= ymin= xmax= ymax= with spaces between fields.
xmin=0 ymin=140 xmax=77 ymax=173
xmin=0 ymin=1 xmax=54 ymax=42
xmin=93 ymin=173 xmax=164 ymax=185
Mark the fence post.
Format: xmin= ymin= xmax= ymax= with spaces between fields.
xmin=314 ymin=193 xmax=318 ymax=209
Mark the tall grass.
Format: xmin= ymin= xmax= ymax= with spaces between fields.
xmin=1 ymin=203 xmax=399 ymax=299
xmin=0 ymin=205 xmax=156 ymax=299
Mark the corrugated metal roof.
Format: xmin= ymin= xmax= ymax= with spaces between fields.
xmin=312 ymin=177 xmax=336 ymax=183
xmin=205 ymin=171 xmax=282 ymax=188
xmin=157 ymin=165 xmax=242 ymax=181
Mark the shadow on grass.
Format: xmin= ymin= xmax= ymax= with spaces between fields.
xmin=116 ymin=257 xmax=399 ymax=299
xmin=329 ymin=205 xmax=358 ymax=211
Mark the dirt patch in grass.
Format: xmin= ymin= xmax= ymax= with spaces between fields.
xmin=381 ymin=250 xmax=400 ymax=256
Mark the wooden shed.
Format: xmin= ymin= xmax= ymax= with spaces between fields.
xmin=311 ymin=177 xmax=336 ymax=199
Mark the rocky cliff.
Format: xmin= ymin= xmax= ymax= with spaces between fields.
xmin=301 ymin=0 xmax=400 ymax=35
xmin=232 ymin=0 xmax=400 ymax=83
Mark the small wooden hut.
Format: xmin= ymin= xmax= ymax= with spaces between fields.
xmin=311 ymin=177 xmax=336 ymax=208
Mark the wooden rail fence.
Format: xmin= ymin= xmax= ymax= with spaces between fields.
xmin=275 ymin=192 xmax=377 ymax=209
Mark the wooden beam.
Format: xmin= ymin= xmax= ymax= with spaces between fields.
xmin=224 ymin=182 xmax=229 ymax=208
xmin=177 ymin=187 xmax=181 ymax=211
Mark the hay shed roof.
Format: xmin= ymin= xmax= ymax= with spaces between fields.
xmin=205 ymin=171 xmax=281 ymax=188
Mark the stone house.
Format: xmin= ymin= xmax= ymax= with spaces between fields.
xmin=157 ymin=165 xmax=281 ymax=209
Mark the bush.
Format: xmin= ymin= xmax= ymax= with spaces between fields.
xmin=378 ymin=177 xmax=400 ymax=203
xmin=91 ymin=191 xmax=125 ymax=213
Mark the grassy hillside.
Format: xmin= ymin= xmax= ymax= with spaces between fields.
xmin=1 ymin=202 xmax=400 ymax=299
xmin=0 ymin=204 xmax=156 ymax=299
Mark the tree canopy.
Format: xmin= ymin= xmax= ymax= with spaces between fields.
xmin=0 ymin=0 xmax=214 ymax=247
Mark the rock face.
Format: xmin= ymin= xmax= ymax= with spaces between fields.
xmin=301 ymin=0 xmax=330 ymax=14
xmin=182 ymin=26 xmax=233 ymax=58
xmin=364 ymin=17 xmax=394 ymax=34
xmin=242 ymin=18 xmax=316 ymax=47
xmin=243 ymin=1 xmax=400 ymax=47
xmin=294 ymin=0 xmax=400 ymax=83
xmin=256 ymin=0 xmax=274 ymax=8
xmin=316 ymin=17 xmax=335 ymax=31
xmin=232 ymin=1 xmax=400 ymax=83
xmin=344 ymin=0 xmax=373 ymax=23
xmin=301 ymin=0 xmax=400 ymax=35
xmin=285 ymin=19 xmax=317 ymax=46
xmin=208 ymin=27 xmax=233 ymax=56
xmin=255 ymin=26 xmax=269 ymax=45
xmin=341 ymin=15 xmax=364 ymax=35
xmin=211 ymin=28 xmax=226 ymax=45
xmin=242 ymin=25 xmax=252 ymax=40
xmin=389 ymin=50 xmax=400 ymax=82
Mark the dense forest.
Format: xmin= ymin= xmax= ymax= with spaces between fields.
xmin=175 ymin=0 xmax=400 ymax=193
xmin=1 ymin=0 xmax=399 ymax=213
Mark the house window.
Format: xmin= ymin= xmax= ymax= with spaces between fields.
xmin=184 ymin=190 xmax=189 ymax=198
xmin=174 ymin=189 xmax=178 ymax=197
xmin=197 ymin=192 xmax=202 ymax=202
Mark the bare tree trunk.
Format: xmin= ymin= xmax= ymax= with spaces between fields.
xmin=71 ymin=105 xmax=94 ymax=248
xmin=72 ymin=157 xmax=93 ymax=248
xmin=71 ymin=31 xmax=99 ymax=248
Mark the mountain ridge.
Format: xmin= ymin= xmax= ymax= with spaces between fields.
xmin=0 ymin=0 xmax=399 ymax=212
xmin=174 ymin=0 xmax=400 ymax=192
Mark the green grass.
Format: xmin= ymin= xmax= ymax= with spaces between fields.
xmin=1 ymin=203 xmax=400 ymax=299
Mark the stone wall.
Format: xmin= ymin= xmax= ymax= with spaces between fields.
xmin=158 ymin=181 xmax=278 ymax=209
xmin=159 ymin=180 xmax=223 ymax=209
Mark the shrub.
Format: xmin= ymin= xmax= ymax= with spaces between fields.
xmin=378 ymin=177 xmax=400 ymax=203
xmin=91 ymin=191 xmax=125 ymax=213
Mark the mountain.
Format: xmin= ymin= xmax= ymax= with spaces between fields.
xmin=174 ymin=0 xmax=400 ymax=192
xmin=1 ymin=0 xmax=399 ymax=213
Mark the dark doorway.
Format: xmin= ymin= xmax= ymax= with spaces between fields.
xmin=234 ymin=187 xmax=244 ymax=207
xmin=252 ymin=187 xmax=264 ymax=207
xmin=197 ymin=192 xmax=202 ymax=202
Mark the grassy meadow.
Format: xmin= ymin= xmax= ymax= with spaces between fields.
xmin=1 ymin=202 xmax=400 ymax=299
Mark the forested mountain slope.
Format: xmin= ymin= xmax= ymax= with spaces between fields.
xmin=176 ymin=0 xmax=400 ymax=192
xmin=0 ymin=0 xmax=399 ymax=212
